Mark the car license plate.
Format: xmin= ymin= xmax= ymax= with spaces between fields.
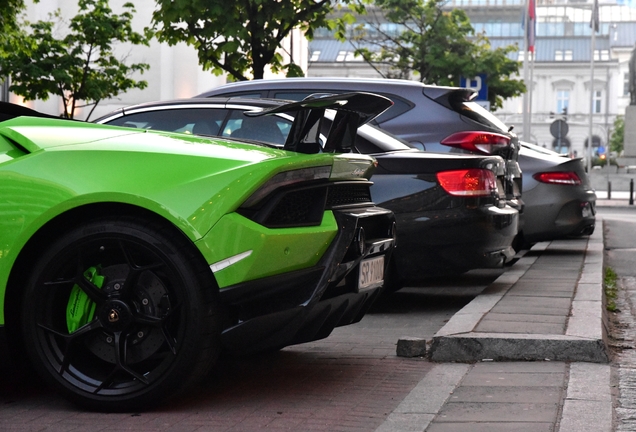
xmin=358 ymin=256 xmax=384 ymax=292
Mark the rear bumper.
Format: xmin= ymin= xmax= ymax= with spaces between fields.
xmin=392 ymin=204 xmax=519 ymax=281
xmin=522 ymin=185 xmax=596 ymax=243
xmin=218 ymin=206 xmax=395 ymax=355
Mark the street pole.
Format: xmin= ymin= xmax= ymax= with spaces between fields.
xmin=588 ymin=29 xmax=595 ymax=173
xmin=588 ymin=0 xmax=599 ymax=173
xmin=522 ymin=0 xmax=530 ymax=142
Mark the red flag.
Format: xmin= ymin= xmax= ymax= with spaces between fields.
xmin=527 ymin=0 xmax=536 ymax=53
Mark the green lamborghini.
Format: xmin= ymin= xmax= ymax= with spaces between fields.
xmin=0 ymin=94 xmax=395 ymax=411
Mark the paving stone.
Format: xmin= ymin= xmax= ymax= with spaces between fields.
xmin=426 ymin=422 xmax=553 ymax=432
xmin=509 ymin=281 xmax=576 ymax=290
xmin=471 ymin=361 xmax=567 ymax=373
xmin=435 ymin=402 xmax=558 ymax=423
xmin=474 ymin=320 xmax=565 ymax=334
xmin=494 ymin=296 xmax=572 ymax=309
xmin=446 ymin=386 xmax=562 ymax=403
xmin=396 ymin=337 xmax=427 ymax=358
xmin=481 ymin=313 xmax=566 ymax=324
xmin=488 ymin=304 xmax=571 ymax=316
xmin=460 ymin=371 xmax=565 ymax=387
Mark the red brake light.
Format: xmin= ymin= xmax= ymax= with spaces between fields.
xmin=440 ymin=131 xmax=511 ymax=155
xmin=533 ymin=171 xmax=582 ymax=185
xmin=437 ymin=169 xmax=497 ymax=197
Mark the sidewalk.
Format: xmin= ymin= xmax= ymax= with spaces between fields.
xmin=376 ymin=215 xmax=613 ymax=432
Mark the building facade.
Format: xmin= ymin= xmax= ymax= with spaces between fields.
xmin=307 ymin=0 xmax=636 ymax=158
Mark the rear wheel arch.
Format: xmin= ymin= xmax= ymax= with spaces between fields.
xmin=4 ymin=203 xmax=221 ymax=380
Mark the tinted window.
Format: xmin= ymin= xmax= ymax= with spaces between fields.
xmin=221 ymin=91 xmax=265 ymax=99
xmin=106 ymin=108 xmax=225 ymax=136
xmin=354 ymin=124 xmax=413 ymax=154
xmin=272 ymin=91 xmax=314 ymax=101
xmin=271 ymin=90 xmax=413 ymax=124
xmin=222 ymin=110 xmax=291 ymax=145
xmin=461 ymin=101 xmax=508 ymax=133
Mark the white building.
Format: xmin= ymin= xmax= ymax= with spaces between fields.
xmin=307 ymin=0 xmax=636 ymax=158
xmin=7 ymin=0 xmax=636 ymax=158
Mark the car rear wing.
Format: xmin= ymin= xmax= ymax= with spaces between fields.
xmin=245 ymin=92 xmax=393 ymax=154
xmin=0 ymin=101 xmax=61 ymax=123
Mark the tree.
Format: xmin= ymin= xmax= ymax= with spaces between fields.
xmin=609 ymin=116 xmax=624 ymax=155
xmin=0 ymin=0 xmax=152 ymax=120
xmin=152 ymin=0 xmax=340 ymax=81
xmin=0 ymin=0 xmax=26 ymax=40
xmin=343 ymin=0 xmax=525 ymax=110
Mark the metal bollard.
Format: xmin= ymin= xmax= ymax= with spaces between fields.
xmin=608 ymin=181 xmax=612 ymax=200
xmin=631 ymin=179 xmax=634 ymax=206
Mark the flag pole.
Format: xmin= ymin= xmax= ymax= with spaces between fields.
xmin=522 ymin=0 xmax=530 ymax=142
xmin=529 ymin=48 xmax=535 ymax=141
xmin=588 ymin=0 xmax=598 ymax=173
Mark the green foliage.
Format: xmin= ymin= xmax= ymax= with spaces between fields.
xmin=0 ymin=0 xmax=26 ymax=41
xmin=342 ymin=0 xmax=525 ymax=110
xmin=604 ymin=266 xmax=618 ymax=312
xmin=152 ymin=0 xmax=337 ymax=81
xmin=609 ymin=116 xmax=624 ymax=155
xmin=0 ymin=0 xmax=152 ymax=120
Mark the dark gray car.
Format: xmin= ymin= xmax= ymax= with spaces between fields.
xmin=196 ymin=77 xmax=596 ymax=245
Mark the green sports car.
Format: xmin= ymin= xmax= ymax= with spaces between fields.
xmin=0 ymin=95 xmax=395 ymax=411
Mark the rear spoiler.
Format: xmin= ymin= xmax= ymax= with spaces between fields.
xmin=246 ymin=92 xmax=393 ymax=154
xmin=0 ymin=101 xmax=61 ymax=122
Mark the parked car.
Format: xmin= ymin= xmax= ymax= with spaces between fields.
xmin=96 ymin=95 xmax=519 ymax=287
xmin=519 ymin=143 xmax=596 ymax=242
xmin=195 ymin=77 xmax=596 ymax=245
xmin=0 ymin=96 xmax=396 ymax=411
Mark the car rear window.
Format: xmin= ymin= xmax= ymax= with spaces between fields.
xmin=449 ymin=98 xmax=509 ymax=133
xmin=106 ymin=108 xmax=225 ymax=136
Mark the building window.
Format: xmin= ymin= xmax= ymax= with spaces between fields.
xmin=310 ymin=50 xmax=321 ymax=62
xmin=518 ymin=51 xmax=525 ymax=62
xmin=555 ymin=50 xmax=572 ymax=61
xmin=593 ymin=50 xmax=610 ymax=61
xmin=336 ymin=51 xmax=363 ymax=62
xmin=593 ymin=90 xmax=602 ymax=113
xmin=557 ymin=90 xmax=569 ymax=114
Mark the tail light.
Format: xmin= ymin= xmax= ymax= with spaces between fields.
xmin=437 ymin=169 xmax=497 ymax=197
xmin=533 ymin=171 xmax=582 ymax=185
xmin=440 ymin=131 xmax=510 ymax=155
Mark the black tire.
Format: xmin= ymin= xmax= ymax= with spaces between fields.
xmin=20 ymin=217 xmax=221 ymax=412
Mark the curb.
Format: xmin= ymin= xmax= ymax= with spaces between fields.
xmin=427 ymin=222 xmax=609 ymax=363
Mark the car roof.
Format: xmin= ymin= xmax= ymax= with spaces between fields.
xmin=197 ymin=77 xmax=448 ymax=92
xmin=195 ymin=78 xmax=465 ymax=99
xmin=125 ymin=97 xmax=288 ymax=112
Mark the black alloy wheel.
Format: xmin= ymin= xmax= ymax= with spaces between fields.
xmin=20 ymin=217 xmax=221 ymax=411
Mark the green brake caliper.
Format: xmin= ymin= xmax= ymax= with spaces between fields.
xmin=66 ymin=266 xmax=104 ymax=333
